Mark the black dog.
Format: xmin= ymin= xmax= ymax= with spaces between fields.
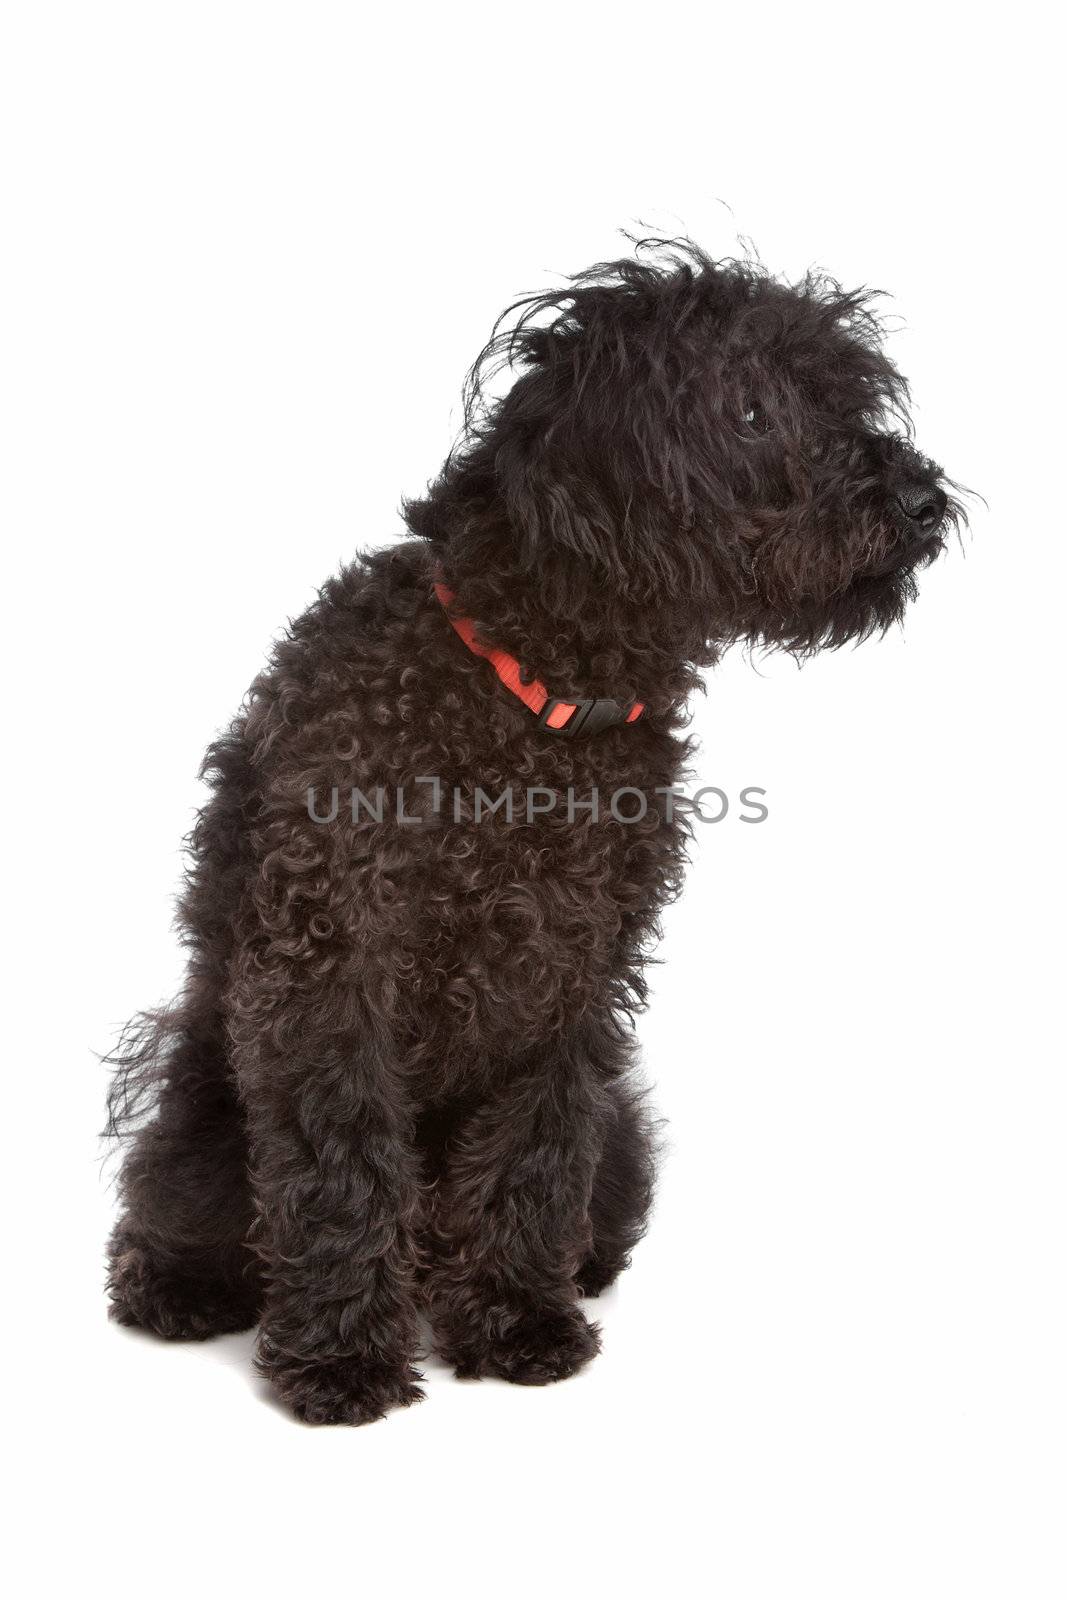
xmin=106 ymin=238 xmax=959 ymax=1423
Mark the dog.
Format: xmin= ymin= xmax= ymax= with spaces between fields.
xmin=106 ymin=237 xmax=960 ymax=1423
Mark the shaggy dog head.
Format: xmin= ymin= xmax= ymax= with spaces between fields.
xmin=406 ymin=236 xmax=963 ymax=661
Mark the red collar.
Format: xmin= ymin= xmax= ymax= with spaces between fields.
xmin=433 ymin=580 xmax=644 ymax=737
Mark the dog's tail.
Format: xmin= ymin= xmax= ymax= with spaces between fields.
xmin=101 ymin=1003 xmax=179 ymax=1143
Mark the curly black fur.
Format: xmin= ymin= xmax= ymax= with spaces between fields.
xmin=105 ymin=236 xmax=961 ymax=1424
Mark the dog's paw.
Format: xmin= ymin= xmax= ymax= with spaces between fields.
xmin=451 ymin=1304 xmax=601 ymax=1385
xmin=258 ymin=1344 xmax=424 ymax=1426
xmin=107 ymin=1240 xmax=257 ymax=1341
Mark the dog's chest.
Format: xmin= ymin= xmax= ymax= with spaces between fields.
xmin=343 ymin=740 xmax=687 ymax=1081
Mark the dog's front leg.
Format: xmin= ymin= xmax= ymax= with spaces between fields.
xmin=238 ymin=1023 xmax=424 ymax=1425
xmin=429 ymin=1033 xmax=609 ymax=1385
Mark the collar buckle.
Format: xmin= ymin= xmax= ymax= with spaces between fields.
xmin=537 ymin=696 xmax=638 ymax=738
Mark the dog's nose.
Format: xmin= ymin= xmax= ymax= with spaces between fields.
xmin=897 ymin=483 xmax=947 ymax=534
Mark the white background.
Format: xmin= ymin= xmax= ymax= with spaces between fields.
xmin=3 ymin=3 xmax=1063 ymax=1596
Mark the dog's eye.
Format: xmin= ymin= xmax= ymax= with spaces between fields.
xmin=742 ymin=401 xmax=770 ymax=435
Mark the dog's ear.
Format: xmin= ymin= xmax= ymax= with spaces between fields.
xmin=491 ymin=366 xmax=627 ymax=579
xmin=410 ymin=240 xmax=728 ymax=591
xmin=487 ymin=304 xmax=701 ymax=590
xmin=401 ymin=308 xmax=619 ymax=565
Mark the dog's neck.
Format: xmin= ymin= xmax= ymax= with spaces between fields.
xmin=431 ymin=532 xmax=714 ymax=720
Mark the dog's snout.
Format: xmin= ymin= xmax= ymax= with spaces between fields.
xmin=896 ymin=483 xmax=947 ymax=534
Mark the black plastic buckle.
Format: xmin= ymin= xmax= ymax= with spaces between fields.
xmin=537 ymin=696 xmax=634 ymax=737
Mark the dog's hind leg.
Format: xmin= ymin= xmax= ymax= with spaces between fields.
xmin=576 ymin=1075 xmax=658 ymax=1298
xmin=105 ymin=1002 xmax=261 ymax=1340
xmin=106 ymin=726 xmax=262 ymax=1339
